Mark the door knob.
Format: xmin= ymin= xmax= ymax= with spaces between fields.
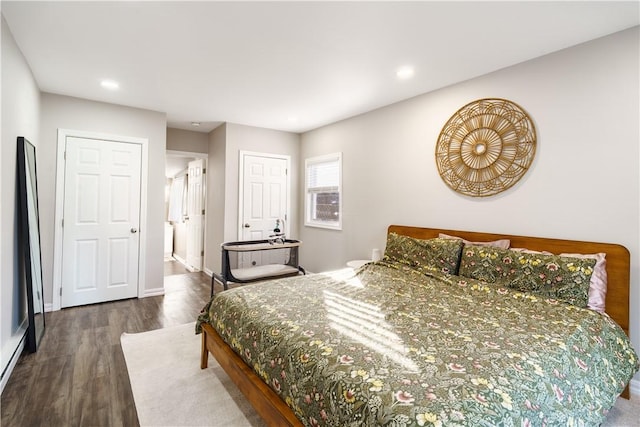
xmin=131 ymin=228 xmax=138 ymax=233
xmin=244 ymin=223 xmax=250 ymax=228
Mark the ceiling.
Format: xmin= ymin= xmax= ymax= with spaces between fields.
xmin=2 ymin=1 xmax=638 ymax=134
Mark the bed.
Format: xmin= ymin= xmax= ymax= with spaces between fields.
xmin=197 ymin=225 xmax=639 ymax=426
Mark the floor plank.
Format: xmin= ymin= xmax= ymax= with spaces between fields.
xmin=1 ymin=261 xmax=215 ymax=427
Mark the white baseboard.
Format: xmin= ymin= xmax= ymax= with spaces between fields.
xmin=1 ymin=324 xmax=27 ymax=394
xmin=44 ymin=303 xmax=54 ymax=312
xmin=203 ymin=267 xmax=213 ymax=277
xmin=141 ymin=287 xmax=165 ymax=298
xmin=1 ymin=337 xmax=25 ymax=394
xmin=171 ymin=253 xmax=207 ymax=273
xmin=172 ymin=253 xmax=189 ymax=268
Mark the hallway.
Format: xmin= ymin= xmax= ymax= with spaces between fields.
xmin=163 ymin=258 xmax=190 ymax=277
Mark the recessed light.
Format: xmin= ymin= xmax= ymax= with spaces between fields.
xmin=100 ymin=79 xmax=119 ymax=90
xmin=396 ymin=66 xmax=415 ymax=80
xmin=191 ymin=122 xmax=201 ymax=127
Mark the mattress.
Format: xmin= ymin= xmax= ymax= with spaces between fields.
xmin=197 ymin=261 xmax=639 ymax=426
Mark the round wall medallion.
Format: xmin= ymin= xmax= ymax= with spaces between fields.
xmin=435 ymin=98 xmax=536 ymax=197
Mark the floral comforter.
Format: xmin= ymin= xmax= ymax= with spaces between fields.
xmin=196 ymin=261 xmax=639 ymax=427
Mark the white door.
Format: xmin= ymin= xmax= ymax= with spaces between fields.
xmin=185 ymin=158 xmax=205 ymax=271
xmin=239 ymin=153 xmax=289 ymax=267
xmin=61 ymin=137 xmax=142 ymax=307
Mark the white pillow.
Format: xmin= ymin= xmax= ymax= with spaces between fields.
xmin=439 ymin=233 xmax=510 ymax=249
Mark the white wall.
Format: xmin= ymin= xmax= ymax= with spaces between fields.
xmin=1 ymin=14 xmax=41 ymax=387
xmin=224 ymin=123 xmax=300 ymax=241
xmin=39 ymin=93 xmax=167 ymax=301
xmin=205 ymin=124 xmax=227 ymax=274
xmin=173 ymin=221 xmax=188 ymax=261
xmin=300 ymin=27 xmax=640 ymax=378
xmin=205 ymin=123 xmax=300 ymax=274
xmin=166 ymin=127 xmax=209 ymax=153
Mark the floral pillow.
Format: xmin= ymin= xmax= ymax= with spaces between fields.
xmin=383 ymin=233 xmax=464 ymax=275
xmin=459 ymin=245 xmax=596 ymax=308
xmin=488 ymin=248 xmax=607 ymax=312
xmin=561 ymin=252 xmax=607 ymax=313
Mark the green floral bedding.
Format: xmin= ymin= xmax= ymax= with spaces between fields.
xmin=196 ymin=261 xmax=639 ymax=427
xmin=458 ymin=245 xmax=597 ymax=308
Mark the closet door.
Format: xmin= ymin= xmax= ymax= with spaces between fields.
xmin=61 ymin=136 xmax=142 ymax=307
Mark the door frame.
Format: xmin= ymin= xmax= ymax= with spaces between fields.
xmin=166 ymin=150 xmax=208 ymax=272
xmin=237 ymin=150 xmax=291 ymax=240
xmin=52 ymin=129 xmax=149 ymax=311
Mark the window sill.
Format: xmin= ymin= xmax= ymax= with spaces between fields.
xmin=304 ymin=222 xmax=342 ymax=231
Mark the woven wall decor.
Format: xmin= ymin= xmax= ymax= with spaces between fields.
xmin=435 ymin=98 xmax=536 ymax=197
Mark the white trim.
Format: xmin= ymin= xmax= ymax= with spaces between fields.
xmin=44 ymin=303 xmax=53 ymax=312
xmin=52 ymin=131 xmax=65 ymax=311
xmin=53 ymin=129 xmax=149 ymax=311
xmin=0 ymin=320 xmax=27 ymax=394
xmin=139 ymin=138 xmax=149 ymax=304
xmin=304 ymin=152 xmax=343 ymax=230
xmin=203 ymin=267 xmax=213 ymax=277
xmin=172 ymin=252 xmax=188 ymax=268
xmin=166 ymin=149 xmax=207 ymax=159
xmin=201 ymin=164 xmax=209 ymax=277
xmin=237 ymin=150 xmax=292 ymax=240
xmin=171 ymin=252 xmax=199 ymax=272
xmin=141 ymin=287 xmax=165 ymax=298
xmin=1 ymin=338 xmax=25 ymax=393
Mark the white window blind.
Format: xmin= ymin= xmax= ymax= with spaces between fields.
xmin=305 ymin=153 xmax=342 ymax=229
xmin=307 ymin=160 xmax=339 ymax=190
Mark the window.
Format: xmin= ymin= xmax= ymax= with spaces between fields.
xmin=305 ymin=153 xmax=342 ymax=230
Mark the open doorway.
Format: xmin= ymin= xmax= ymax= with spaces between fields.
xmin=165 ymin=150 xmax=207 ymax=275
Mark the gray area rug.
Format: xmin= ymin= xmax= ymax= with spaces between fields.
xmin=121 ymin=323 xmax=639 ymax=426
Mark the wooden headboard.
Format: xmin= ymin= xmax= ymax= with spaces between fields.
xmin=388 ymin=225 xmax=631 ymax=337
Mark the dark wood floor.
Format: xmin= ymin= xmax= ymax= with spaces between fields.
xmin=1 ymin=260 xmax=226 ymax=427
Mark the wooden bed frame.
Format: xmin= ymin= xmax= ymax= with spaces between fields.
xmin=201 ymin=225 xmax=632 ymax=425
